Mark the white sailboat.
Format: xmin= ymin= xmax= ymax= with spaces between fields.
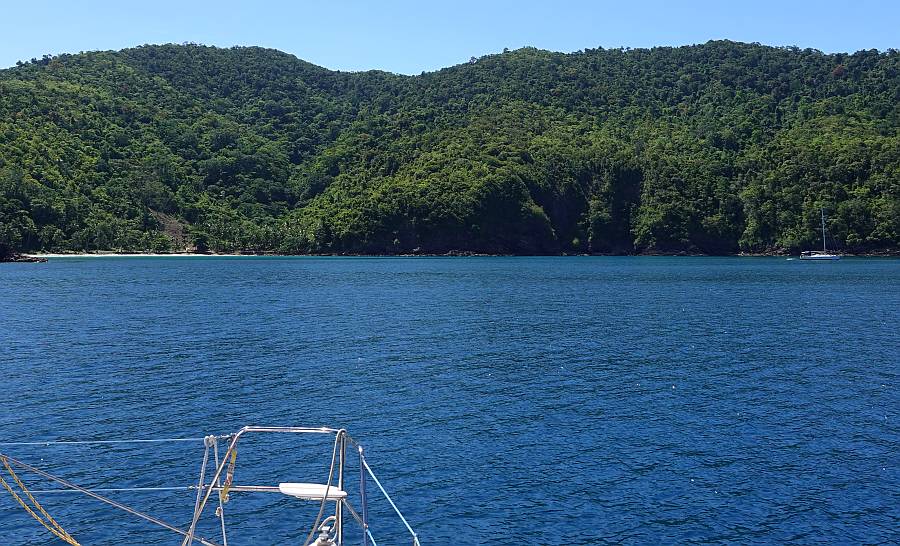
xmin=800 ymin=208 xmax=841 ymax=260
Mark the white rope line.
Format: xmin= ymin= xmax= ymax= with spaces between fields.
xmin=363 ymin=460 xmax=420 ymax=546
xmin=26 ymin=486 xmax=193 ymax=494
xmin=0 ymin=438 xmax=206 ymax=446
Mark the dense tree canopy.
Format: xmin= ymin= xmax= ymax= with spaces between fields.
xmin=1 ymin=41 xmax=898 ymax=254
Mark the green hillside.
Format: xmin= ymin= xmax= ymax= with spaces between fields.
xmin=1 ymin=41 xmax=898 ymax=254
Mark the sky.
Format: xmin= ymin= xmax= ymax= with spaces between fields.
xmin=2 ymin=1 xmax=898 ymax=74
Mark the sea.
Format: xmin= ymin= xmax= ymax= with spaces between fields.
xmin=1 ymin=256 xmax=898 ymax=545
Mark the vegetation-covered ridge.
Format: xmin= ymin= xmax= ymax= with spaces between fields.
xmin=1 ymin=41 xmax=898 ymax=255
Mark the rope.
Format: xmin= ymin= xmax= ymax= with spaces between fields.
xmin=0 ymin=453 xmax=221 ymax=546
xmin=183 ymin=442 xmax=211 ymax=546
xmin=0 ymin=474 xmax=78 ymax=544
xmin=301 ymin=431 xmax=342 ymax=546
xmin=218 ymin=448 xmax=237 ymax=504
xmin=26 ymin=486 xmax=192 ymax=494
xmin=1 ymin=430 xmax=419 ymax=546
xmin=1 ymin=457 xmax=80 ymax=544
xmin=363 ymin=459 xmax=420 ymax=546
xmin=0 ymin=458 xmax=80 ymax=545
xmin=211 ymin=439 xmax=228 ymax=546
xmin=0 ymin=438 xmax=205 ymax=447
xmin=179 ymin=427 xmax=353 ymax=546
xmin=181 ymin=437 xmax=239 ymax=545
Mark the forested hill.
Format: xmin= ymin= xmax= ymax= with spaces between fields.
xmin=1 ymin=41 xmax=898 ymax=255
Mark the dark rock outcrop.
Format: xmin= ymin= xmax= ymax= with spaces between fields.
xmin=0 ymin=244 xmax=46 ymax=263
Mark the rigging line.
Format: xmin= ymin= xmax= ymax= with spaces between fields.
xmin=341 ymin=499 xmax=363 ymax=527
xmin=0 ymin=474 xmax=78 ymax=545
xmin=211 ymin=439 xmax=228 ymax=546
xmin=185 ymin=442 xmax=211 ymax=546
xmin=363 ymin=459 xmax=420 ymax=546
xmin=1 ymin=457 xmax=79 ymax=544
xmin=26 ymin=486 xmax=195 ymax=494
xmin=181 ymin=437 xmax=238 ymax=545
xmin=301 ymin=430 xmax=342 ymax=546
xmin=0 ymin=464 xmax=80 ymax=545
xmin=0 ymin=438 xmax=206 ymax=447
xmin=0 ymin=453 xmax=222 ymax=546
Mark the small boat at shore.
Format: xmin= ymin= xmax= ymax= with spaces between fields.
xmin=0 ymin=426 xmax=419 ymax=546
xmin=800 ymin=208 xmax=841 ymax=260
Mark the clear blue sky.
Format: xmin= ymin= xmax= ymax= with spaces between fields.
xmin=2 ymin=1 xmax=898 ymax=73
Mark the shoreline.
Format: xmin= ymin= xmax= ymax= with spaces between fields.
xmin=21 ymin=251 xmax=900 ymax=259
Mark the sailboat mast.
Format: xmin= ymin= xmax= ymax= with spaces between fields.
xmin=821 ymin=208 xmax=827 ymax=252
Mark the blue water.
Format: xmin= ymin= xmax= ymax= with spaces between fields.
xmin=1 ymin=257 xmax=898 ymax=545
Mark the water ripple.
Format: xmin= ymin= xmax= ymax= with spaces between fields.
xmin=0 ymin=256 xmax=898 ymax=544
